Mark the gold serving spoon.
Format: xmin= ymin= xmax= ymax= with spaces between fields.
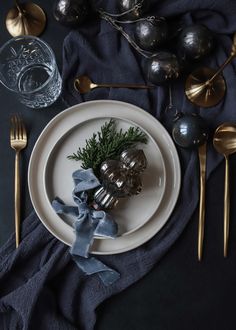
xmin=74 ymin=75 xmax=154 ymax=94
xmin=185 ymin=33 xmax=236 ymax=108
xmin=213 ymin=123 xmax=236 ymax=257
xmin=6 ymin=0 xmax=46 ymax=37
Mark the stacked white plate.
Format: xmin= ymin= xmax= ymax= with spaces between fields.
xmin=28 ymin=100 xmax=181 ymax=255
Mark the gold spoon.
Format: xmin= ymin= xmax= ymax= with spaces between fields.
xmin=185 ymin=33 xmax=236 ymax=108
xmin=213 ymin=123 xmax=236 ymax=257
xmin=74 ymin=75 xmax=154 ymax=94
xmin=6 ymin=0 xmax=46 ymax=37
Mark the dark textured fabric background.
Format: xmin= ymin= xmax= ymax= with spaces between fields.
xmin=1 ymin=1 xmax=236 ymax=329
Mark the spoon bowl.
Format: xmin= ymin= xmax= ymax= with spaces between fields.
xmin=213 ymin=123 xmax=236 ymax=156
xmin=213 ymin=122 xmax=236 ymax=257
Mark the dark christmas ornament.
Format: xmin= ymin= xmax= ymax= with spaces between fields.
xmin=172 ymin=113 xmax=208 ymax=148
xmin=146 ymin=52 xmax=180 ymax=85
xmin=53 ymin=0 xmax=90 ymax=27
xmin=135 ymin=16 xmax=168 ymax=51
xmin=178 ymin=24 xmax=214 ymax=61
xmin=118 ymin=0 xmax=149 ymax=20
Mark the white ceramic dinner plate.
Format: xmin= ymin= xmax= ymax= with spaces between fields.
xmin=28 ymin=100 xmax=181 ymax=255
xmin=43 ymin=117 xmax=166 ymax=237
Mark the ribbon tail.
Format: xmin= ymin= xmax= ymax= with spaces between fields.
xmin=71 ymin=217 xmax=94 ymax=257
xmin=72 ymin=255 xmax=120 ymax=286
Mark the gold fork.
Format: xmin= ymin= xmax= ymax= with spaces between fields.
xmin=10 ymin=115 xmax=27 ymax=248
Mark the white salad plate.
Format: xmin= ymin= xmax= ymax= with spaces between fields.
xmin=28 ymin=100 xmax=181 ymax=255
xmin=43 ymin=117 xmax=166 ymax=237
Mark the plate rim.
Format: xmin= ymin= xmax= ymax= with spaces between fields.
xmin=28 ymin=100 xmax=181 ymax=254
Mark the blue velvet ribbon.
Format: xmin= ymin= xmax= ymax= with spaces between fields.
xmin=52 ymin=169 xmax=120 ymax=286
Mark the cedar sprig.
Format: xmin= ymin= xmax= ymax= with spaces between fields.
xmin=67 ymin=119 xmax=148 ymax=176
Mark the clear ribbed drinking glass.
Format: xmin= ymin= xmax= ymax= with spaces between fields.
xmin=0 ymin=36 xmax=62 ymax=109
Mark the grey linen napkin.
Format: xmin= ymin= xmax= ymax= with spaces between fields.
xmin=1 ymin=0 xmax=236 ymax=329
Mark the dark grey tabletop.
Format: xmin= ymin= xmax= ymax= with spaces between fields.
xmin=1 ymin=1 xmax=236 ymax=330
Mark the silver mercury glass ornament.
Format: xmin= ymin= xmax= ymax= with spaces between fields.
xmin=94 ymin=159 xmax=130 ymax=209
xmin=100 ymin=160 xmax=128 ymax=197
xmin=120 ymin=149 xmax=147 ymax=173
xmin=94 ymin=149 xmax=147 ymax=209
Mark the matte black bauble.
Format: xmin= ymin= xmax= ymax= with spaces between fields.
xmin=53 ymin=0 xmax=90 ymax=27
xmin=146 ymin=52 xmax=180 ymax=85
xmin=178 ymin=25 xmax=214 ymax=61
xmin=172 ymin=113 xmax=208 ymax=148
xmin=118 ymin=0 xmax=149 ymax=19
xmin=135 ymin=17 xmax=168 ymax=51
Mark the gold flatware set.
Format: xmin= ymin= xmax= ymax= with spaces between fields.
xmin=196 ymin=123 xmax=236 ymax=261
xmin=213 ymin=123 xmax=236 ymax=257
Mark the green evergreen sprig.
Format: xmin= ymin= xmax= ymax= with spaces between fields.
xmin=67 ymin=119 xmax=148 ymax=176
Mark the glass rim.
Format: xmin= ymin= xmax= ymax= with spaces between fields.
xmin=0 ymin=35 xmax=58 ymax=94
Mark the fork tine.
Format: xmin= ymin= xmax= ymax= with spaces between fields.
xmin=15 ymin=115 xmax=21 ymax=140
xmin=21 ymin=117 xmax=27 ymax=140
xmin=12 ymin=115 xmax=18 ymax=140
xmin=18 ymin=115 xmax=23 ymax=140
xmin=10 ymin=116 xmax=15 ymax=140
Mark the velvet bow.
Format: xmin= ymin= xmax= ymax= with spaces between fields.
xmin=52 ymin=168 xmax=120 ymax=285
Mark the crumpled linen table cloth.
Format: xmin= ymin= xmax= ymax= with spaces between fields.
xmin=1 ymin=0 xmax=236 ymax=329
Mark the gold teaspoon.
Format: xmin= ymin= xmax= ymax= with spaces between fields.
xmin=74 ymin=75 xmax=154 ymax=94
xmin=213 ymin=123 xmax=236 ymax=257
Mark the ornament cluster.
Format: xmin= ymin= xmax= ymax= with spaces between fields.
xmin=53 ymin=0 xmax=216 ymax=86
xmin=94 ymin=148 xmax=147 ymax=209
